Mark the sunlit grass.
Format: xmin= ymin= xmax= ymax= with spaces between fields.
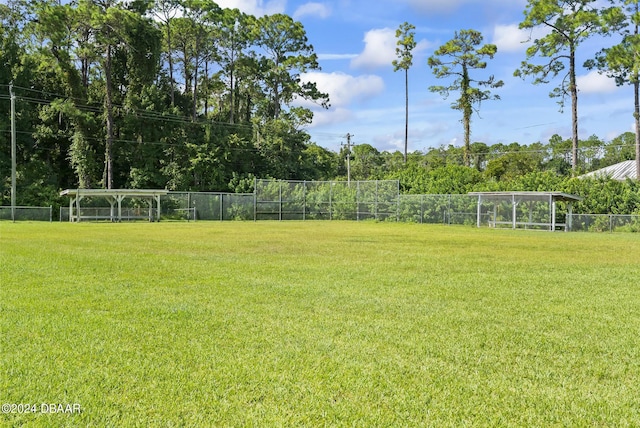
xmin=1 ymin=221 xmax=639 ymax=426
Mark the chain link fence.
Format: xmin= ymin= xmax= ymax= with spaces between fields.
xmin=5 ymin=180 xmax=640 ymax=233
xmin=568 ymin=214 xmax=640 ymax=233
xmin=0 ymin=206 xmax=52 ymax=221
xmin=255 ymin=179 xmax=400 ymax=221
xmin=163 ymin=192 xmax=254 ymax=221
xmin=398 ymin=194 xmax=479 ymax=225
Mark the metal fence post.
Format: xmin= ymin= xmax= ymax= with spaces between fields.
xmin=610 ymin=214 xmax=613 ymax=233
xmin=220 ymin=194 xmax=224 ymax=221
xmin=329 ymin=182 xmax=333 ymax=221
xmin=253 ymin=178 xmax=257 ymax=222
xmin=394 ymin=186 xmax=399 ymax=222
xmin=375 ymin=180 xmax=379 ymax=221
xmin=357 ymin=181 xmax=360 ymax=222
xmin=279 ymin=181 xmax=283 ymax=221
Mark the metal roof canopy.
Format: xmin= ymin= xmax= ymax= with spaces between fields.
xmin=60 ymin=189 xmax=169 ymax=222
xmin=468 ymin=191 xmax=583 ymax=231
xmin=580 ymin=160 xmax=638 ymax=181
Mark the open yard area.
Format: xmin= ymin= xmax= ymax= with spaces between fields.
xmin=1 ymin=221 xmax=640 ymax=426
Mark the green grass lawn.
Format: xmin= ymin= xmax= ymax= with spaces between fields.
xmin=1 ymin=221 xmax=640 ymax=426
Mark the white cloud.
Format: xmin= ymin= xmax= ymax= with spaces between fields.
xmin=349 ymin=27 xmax=432 ymax=70
xmin=414 ymin=39 xmax=434 ymax=56
xmin=214 ymin=0 xmax=286 ymax=16
xmin=492 ymin=24 xmax=551 ymax=54
xmin=372 ymin=133 xmax=404 ymax=152
xmin=351 ymin=28 xmax=397 ymax=70
xmin=301 ymin=71 xmax=385 ymax=107
xmin=298 ymin=72 xmax=385 ymax=128
xmin=577 ymin=71 xmax=618 ymax=94
xmin=309 ymin=107 xmax=355 ymax=127
xmin=293 ymin=2 xmax=331 ymax=20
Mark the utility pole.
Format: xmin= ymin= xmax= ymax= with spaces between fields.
xmin=10 ymin=82 xmax=16 ymax=222
xmin=343 ymin=133 xmax=353 ymax=185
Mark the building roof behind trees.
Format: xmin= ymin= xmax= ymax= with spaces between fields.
xmin=580 ymin=160 xmax=638 ymax=181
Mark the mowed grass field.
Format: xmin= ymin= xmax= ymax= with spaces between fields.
xmin=1 ymin=221 xmax=640 ymax=427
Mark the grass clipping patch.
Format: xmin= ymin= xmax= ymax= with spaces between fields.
xmin=1 ymin=221 xmax=640 ymax=426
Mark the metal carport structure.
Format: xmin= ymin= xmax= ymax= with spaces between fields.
xmin=60 ymin=189 xmax=169 ymax=222
xmin=468 ymin=191 xmax=583 ymax=231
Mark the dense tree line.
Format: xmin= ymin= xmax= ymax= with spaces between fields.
xmin=0 ymin=0 xmax=638 ymax=215
xmin=0 ymin=0 xmax=331 ymax=203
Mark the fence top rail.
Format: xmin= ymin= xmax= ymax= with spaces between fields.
xmin=255 ymin=179 xmax=400 ymax=185
xmin=468 ymin=191 xmax=582 ymax=202
xmin=167 ymin=192 xmax=254 ymax=196
xmin=60 ymin=189 xmax=169 ymax=198
xmin=573 ymin=213 xmax=640 ymax=218
xmin=1 ymin=206 xmax=52 ymax=209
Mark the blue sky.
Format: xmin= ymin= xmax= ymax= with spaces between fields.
xmin=214 ymin=0 xmax=636 ymax=153
xmin=6 ymin=0 xmax=630 ymax=154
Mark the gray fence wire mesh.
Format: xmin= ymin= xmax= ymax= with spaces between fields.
xmin=569 ymin=214 xmax=640 ymax=233
xmin=0 ymin=206 xmax=52 ymax=221
xmin=397 ymin=194 xmax=478 ymax=225
xmin=163 ymin=192 xmax=254 ymax=221
xmin=255 ymin=179 xmax=400 ymax=221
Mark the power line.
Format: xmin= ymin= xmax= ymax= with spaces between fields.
xmin=514 ymin=122 xmax=558 ymax=130
xmin=0 ymin=129 xmax=265 ymax=153
xmin=7 ymin=84 xmax=257 ymax=131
